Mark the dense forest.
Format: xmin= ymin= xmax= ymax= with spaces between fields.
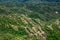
xmin=0 ymin=0 xmax=60 ymax=40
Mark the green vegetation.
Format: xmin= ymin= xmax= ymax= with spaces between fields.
xmin=0 ymin=2 xmax=60 ymax=40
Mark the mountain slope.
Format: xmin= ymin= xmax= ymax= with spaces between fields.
xmin=0 ymin=2 xmax=60 ymax=40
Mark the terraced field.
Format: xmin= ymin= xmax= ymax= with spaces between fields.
xmin=0 ymin=2 xmax=60 ymax=40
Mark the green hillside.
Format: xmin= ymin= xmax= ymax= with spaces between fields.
xmin=0 ymin=2 xmax=60 ymax=40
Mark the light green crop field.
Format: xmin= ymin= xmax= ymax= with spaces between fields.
xmin=0 ymin=2 xmax=60 ymax=40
